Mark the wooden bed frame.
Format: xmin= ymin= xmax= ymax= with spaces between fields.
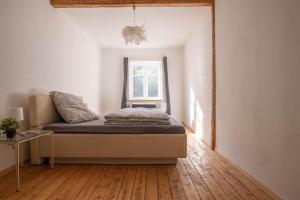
xmin=29 ymin=94 xmax=187 ymax=164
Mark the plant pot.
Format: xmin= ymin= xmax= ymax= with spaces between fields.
xmin=6 ymin=129 xmax=16 ymax=138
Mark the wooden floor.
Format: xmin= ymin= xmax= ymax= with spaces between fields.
xmin=0 ymin=133 xmax=276 ymax=200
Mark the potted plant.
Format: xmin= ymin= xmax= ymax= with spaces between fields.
xmin=0 ymin=118 xmax=20 ymax=138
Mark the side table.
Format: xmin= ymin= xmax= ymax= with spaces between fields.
xmin=0 ymin=130 xmax=54 ymax=191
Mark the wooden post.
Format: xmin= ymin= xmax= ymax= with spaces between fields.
xmin=211 ymin=0 xmax=216 ymax=150
xmin=51 ymin=0 xmax=214 ymax=7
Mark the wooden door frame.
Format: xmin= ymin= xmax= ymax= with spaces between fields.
xmin=210 ymin=1 xmax=216 ymax=150
xmin=51 ymin=0 xmax=217 ymax=150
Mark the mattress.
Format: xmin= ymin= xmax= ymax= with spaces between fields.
xmin=43 ymin=116 xmax=185 ymax=134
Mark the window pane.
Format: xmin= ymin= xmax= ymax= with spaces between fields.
xmin=147 ymin=65 xmax=158 ymax=76
xmin=148 ymin=75 xmax=158 ymax=97
xmin=133 ymin=76 xmax=144 ymax=97
xmin=133 ymin=66 xmax=143 ymax=76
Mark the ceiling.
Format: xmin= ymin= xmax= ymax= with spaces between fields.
xmin=62 ymin=7 xmax=206 ymax=48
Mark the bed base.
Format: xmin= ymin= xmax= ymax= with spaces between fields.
xmin=30 ymin=133 xmax=186 ymax=165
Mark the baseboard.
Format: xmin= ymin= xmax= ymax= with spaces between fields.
xmin=182 ymin=122 xmax=213 ymax=150
xmin=181 ymin=122 xmax=195 ymax=133
xmin=0 ymin=159 xmax=30 ymax=178
xmin=201 ymin=138 xmax=212 ymax=148
xmin=0 ymin=165 xmax=15 ymax=178
xmin=215 ymin=148 xmax=282 ymax=200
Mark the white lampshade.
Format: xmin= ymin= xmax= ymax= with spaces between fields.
xmin=8 ymin=107 xmax=24 ymax=121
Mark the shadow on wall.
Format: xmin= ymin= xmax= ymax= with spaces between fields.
xmin=189 ymin=88 xmax=204 ymax=139
xmin=5 ymin=93 xmax=30 ymax=130
xmin=3 ymin=89 xmax=49 ymax=129
xmin=1 ymin=89 xmax=50 ymax=162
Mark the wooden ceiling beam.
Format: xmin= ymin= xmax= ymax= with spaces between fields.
xmin=51 ymin=0 xmax=213 ymax=8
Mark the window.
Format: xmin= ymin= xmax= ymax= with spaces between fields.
xmin=129 ymin=59 xmax=163 ymax=100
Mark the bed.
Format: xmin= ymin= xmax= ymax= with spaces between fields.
xmin=29 ymin=94 xmax=187 ymax=164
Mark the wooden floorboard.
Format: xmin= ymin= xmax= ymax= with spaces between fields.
xmin=195 ymin=138 xmax=274 ymax=200
xmin=145 ymin=165 xmax=159 ymax=200
xmin=131 ymin=165 xmax=147 ymax=200
xmin=166 ymin=165 xmax=187 ymax=200
xmin=0 ymin=132 xmax=278 ymax=200
xmin=157 ymin=165 xmax=173 ymax=200
xmin=117 ymin=165 xmax=138 ymax=200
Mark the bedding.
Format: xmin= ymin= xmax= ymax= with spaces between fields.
xmin=43 ymin=116 xmax=185 ymax=134
xmin=105 ymin=108 xmax=170 ymax=120
xmin=104 ymin=108 xmax=170 ymax=125
xmin=50 ymin=91 xmax=99 ymax=124
xmin=104 ymin=119 xmax=170 ymax=125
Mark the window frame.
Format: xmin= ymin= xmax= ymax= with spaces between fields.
xmin=128 ymin=58 xmax=163 ymax=101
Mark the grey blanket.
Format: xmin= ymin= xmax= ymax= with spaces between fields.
xmin=105 ymin=108 xmax=170 ymax=120
xmin=104 ymin=108 xmax=171 ymax=125
xmin=105 ymin=121 xmax=170 ymax=125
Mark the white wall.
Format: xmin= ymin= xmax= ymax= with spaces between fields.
xmin=216 ymin=0 xmax=300 ymax=199
xmin=183 ymin=8 xmax=212 ymax=144
xmin=101 ymin=48 xmax=184 ymax=121
xmin=0 ymin=0 xmax=101 ymax=171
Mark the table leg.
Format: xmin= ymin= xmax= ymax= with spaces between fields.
xmin=20 ymin=143 xmax=24 ymax=168
xmin=50 ymin=133 xmax=54 ymax=168
xmin=14 ymin=143 xmax=20 ymax=191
